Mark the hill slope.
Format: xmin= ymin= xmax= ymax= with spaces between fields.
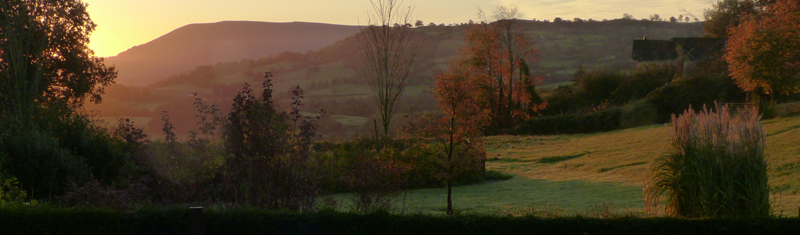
xmin=105 ymin=21 xmax=361 ymax=86
xmin=89 ymin=19 xmax=706 ymax=139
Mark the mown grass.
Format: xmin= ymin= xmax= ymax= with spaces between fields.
xmin=329 ymin=113 xmax=800 ymax=217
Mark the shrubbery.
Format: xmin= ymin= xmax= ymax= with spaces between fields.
xmin=0 ymin=111 xmax=130 ymax=199
xmin=534 ymin=61 xmax=749 ymax=135
xmin=515 ymin=100 xmax=658 ymax=135
xmin=220 ymin=78 xmax=321 ymax=211
xmin=646 ymin=73 xmax=745 ymax=123
xmin=543 ymin=64 xmax=676 ymax=116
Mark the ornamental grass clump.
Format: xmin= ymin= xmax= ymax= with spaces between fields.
xmin=644 ymin=103 xmax=769 ymax=218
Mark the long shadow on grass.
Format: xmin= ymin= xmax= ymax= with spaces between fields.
xmin=767 ymin=124 xmax=800 ymax=137
xmin=598 ymin=161 xmax=648 ymax=173
xmin=539 ymin=152 xmax=589 ymax=164
xmin=487 ymin=158 xmax=536 ymax=163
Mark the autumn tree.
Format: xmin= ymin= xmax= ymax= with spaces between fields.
xmin=357 ymin=0 xmax=419 ymax=137
xmin=724 ymin=0 xmax=800 ymax=100
xmin=409 ymin=61 xmax=488 ymax=215
xmin=462 ymin=4 xmax=545 ymax=130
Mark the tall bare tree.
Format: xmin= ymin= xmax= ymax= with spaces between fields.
xmin=357 ymin=0 xmax=418 ymax=137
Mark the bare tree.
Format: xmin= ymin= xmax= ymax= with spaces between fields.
xmin=357 ymin=0 xmax=418 ymax=137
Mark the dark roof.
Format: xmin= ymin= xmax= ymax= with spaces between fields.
xmin=632 ymin=38 xmax=727 ymax=61
xmin=632 ymin=40 xmax=677 ymax=61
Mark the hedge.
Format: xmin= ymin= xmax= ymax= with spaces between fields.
xmin=2 ymin=207 xmax=799 ymax=235
xmin=515 ymin=100 xmax=659 ymax=135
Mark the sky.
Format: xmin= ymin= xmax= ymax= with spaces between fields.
xmin=84 ymin=0 xmax=714 ymax=57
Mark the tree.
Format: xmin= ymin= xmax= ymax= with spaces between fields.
xmin=462 ymin=4 xmax=545 ymax=130
xmin=724 ymin=0 xmax=800 ymax=100
xmin=415 ymin=20 xmax=424 ymax=27
xmin=622 ymin=13 xmax=634 ymax=20
xmin=0 ymin=0 xmax=116 ymax=118
xmin=670 ymin=16 xmax=678 ymax=22
xmin=0 ymin=0 xmax=121 ymax=199
xmin=222 ymin=73 xmax=321 ymax=210
xmin=703 ymin=0 xmax=767 ymax=37
xmin=416 ymin=61 xmax=488 ymax=215
xmin=357 ymin=0 xmax=419 ymax=137
xmin=649 ymin=14 xmax=662 ymax=21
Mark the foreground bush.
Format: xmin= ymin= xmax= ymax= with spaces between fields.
xmin=644 ymin=104 xmax=769 ymax=218
xmin=0 ymin=112 xmax=130 ymax=199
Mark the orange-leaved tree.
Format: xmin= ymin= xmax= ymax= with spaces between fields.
xmin=462 ymin=5 xmax=545 ymax=130
xmin=409 ymin=61 xmax=489 ymax=215
xmin=725 ymin=0 xmax=800 ymax=101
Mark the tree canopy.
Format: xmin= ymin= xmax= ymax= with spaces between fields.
xmin=703 ymin=0 xmax=770 ymax=37
xmin=462 ymin=5 xmax=545 ymax=130
xmin=724 ymin=0 xmax=800 ymax=98
xmin=0 ymin=0 xmax=116 ymax=117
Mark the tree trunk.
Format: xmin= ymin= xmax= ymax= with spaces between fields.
xmin=446 ymin=180 xmax=453 ymax=214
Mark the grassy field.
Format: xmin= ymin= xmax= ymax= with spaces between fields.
xmin=332 ymin=114 xmax=800 ymax=217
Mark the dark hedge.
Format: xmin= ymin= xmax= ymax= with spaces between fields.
xmin=1 ymin=207 xmax=798 ymax=235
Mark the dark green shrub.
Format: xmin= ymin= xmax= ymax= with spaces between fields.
xmin=53 ymin=115 xmax=129 ymax=186
xmin=539 ymin=85 xmax=580 ymax=115
xmin=314 ymin=137 xmax=441 ymax=192
xmin=574 ymin=67 xmax=626 ymax=105
xmin=619 ymin=100 xmax=659 ymax=129
xmin=615 ymin=63 xmax=676 ymax=102
xmin=514 ymin=107 xmax=623 ymax=135
xmin=0 ymin=173 xmax=28 ymax=204
xmin=646 ymin=74 xmax=745 ymax=122
xmin=0 ymin=121 xmax=90 ymax=199
xmin=542 ymin=64 xmax=676 ymax=116
xmin=0 ymin=111 xmax=134 ymax=200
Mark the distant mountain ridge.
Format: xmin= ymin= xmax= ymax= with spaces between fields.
xmin=105 ymin=21 xmax=361 ymax=86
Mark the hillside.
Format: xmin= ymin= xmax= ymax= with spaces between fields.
xmin=88 ymin=19 xmax=706 ymax=139
xmin=105 ymin=21 xmax=361 ymax=86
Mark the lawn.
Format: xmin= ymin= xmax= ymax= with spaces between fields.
xmin=332 ymin=114 xmax=800 ymax=216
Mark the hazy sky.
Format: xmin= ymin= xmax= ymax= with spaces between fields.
xmin=84 ymin=0 xmax=713 ymax=57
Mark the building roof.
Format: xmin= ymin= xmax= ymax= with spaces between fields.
xmin=632 ymin=39 xmax=677 ymax=61
xmin=632 ymin=37 xmax=727 ymax=62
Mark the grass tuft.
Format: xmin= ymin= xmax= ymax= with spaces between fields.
xmin=644 ymin=103 xmax=769 ymax=218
